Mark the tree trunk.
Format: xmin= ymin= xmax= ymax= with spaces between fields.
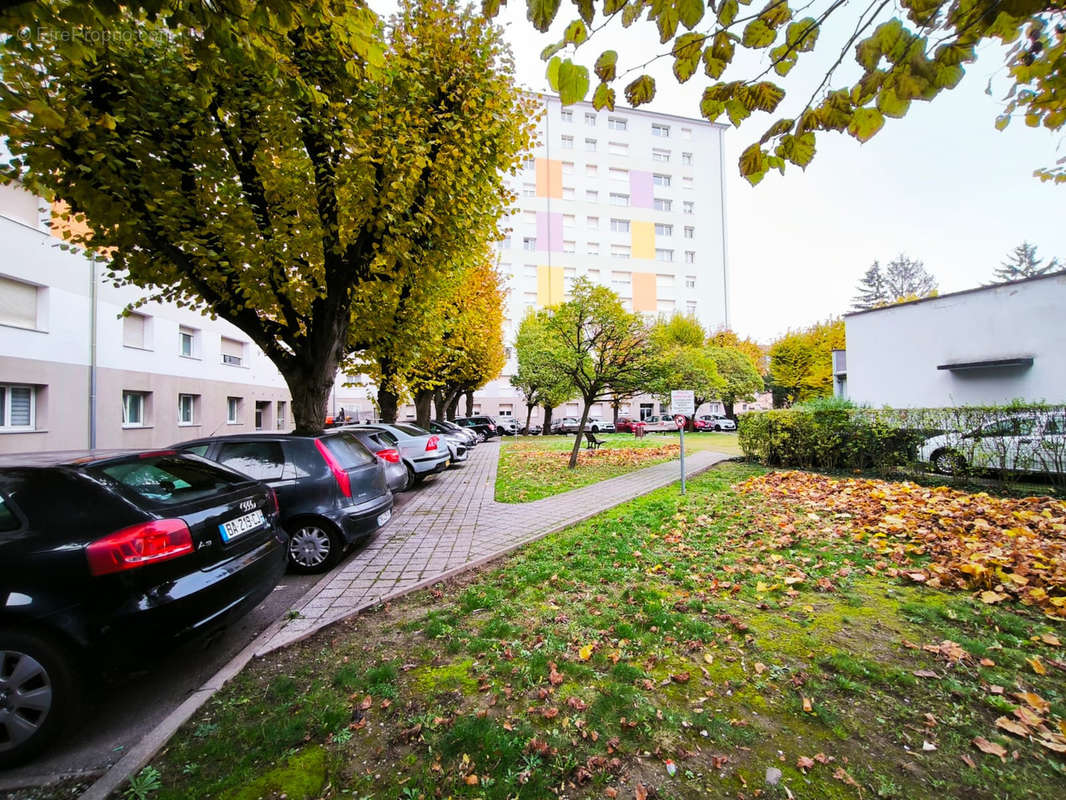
xmin=541 ymin=403 xmax=554 ymax=436
xmin=280 ymin=346 xmax=343 ymax=435
xmin=378 ymin=385 xmax=400 ymax=423
xmin=464 ymin=390 xmax=474 ymax=417
xmin=568 ymin=400 xmax=593 ymax=469
xmin=525 ymin=403 xmax=535 ymax=434
xmin=723 ymin=399 xmax=736 ymax=419
xmin=611 ymin=400 xmax=621 ymax=425
xmin=446 ymin=394 xmax=460 ymax=421
xmin=432 ymin=389 xmax=447 ymax=422
xmin=414 ymin=389 xmax=433 ymax=429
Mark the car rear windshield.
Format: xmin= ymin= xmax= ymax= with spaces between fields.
xmin=91 ymin=455 xmax=245 ymax=506
xmin=392 ymin=424 xmax=429 ymax=437
xmin=373 ymin=431 xmax=399 ymax=446
xmin=321 ymin=433 xmax=374 ymax=468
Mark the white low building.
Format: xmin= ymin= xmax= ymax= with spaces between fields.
xmin=838 ymin=272 xmax=1066 ymax=408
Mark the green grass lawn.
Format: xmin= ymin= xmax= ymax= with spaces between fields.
xmin=494 ymin=432 xmax=744 ymax=503
xmin=139 ymin=463 xmax=1065 ymax=800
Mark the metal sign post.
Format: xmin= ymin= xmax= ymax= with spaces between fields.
xmin=670 ymin=390 xmax=695 ymax=496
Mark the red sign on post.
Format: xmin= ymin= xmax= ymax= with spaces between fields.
xmin=673 ymin=414 xmax=687 ymax=430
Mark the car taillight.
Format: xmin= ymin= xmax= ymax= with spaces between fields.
xmin=426 ymin=436 xmax=439 ymax=451
xmin=377 ymin=448 xmax=401 ymax=463
xmin=86 ymin=519 xmax=193 ymax=576
xmin=268 ymin=488 xmax=279 ymax=514
xmin=487 ymin=424 xmax=496 ymax=431
xmin=314 ymin=439 xmax=352 ymax=498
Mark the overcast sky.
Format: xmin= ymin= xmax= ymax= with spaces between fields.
xmin=376 ymin=2 xmax=1066 ymax=343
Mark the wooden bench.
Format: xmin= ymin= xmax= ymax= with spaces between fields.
xmin=584 ymin=430 xmax=605 ymax=450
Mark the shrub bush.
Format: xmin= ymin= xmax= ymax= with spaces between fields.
xmin=738 ymin=402 xmax=1066 ymax=488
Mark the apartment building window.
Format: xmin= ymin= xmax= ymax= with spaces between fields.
xmin=226 ymin=396 xmax=241 ymax=425
xmin=122 ymin=391 xmax=148 ymax=428
xmin=682 ymin=152 xmax=693 ymax=166
xmin=523 ymin=210 xmax=537 ymax=223
xmin=683 ymin=176 xmax=694 ymax=190
xmin=562 ymin=186 xmax=575 ymax=199
xmin=610 ymin=245 xmax=631 ymax=260
xmin=523 ymin=291 xmax=536 ymax=308
xmin=657 ymin=299 xmax=676 ymax=312
xmin=563 ymin=240 xmax=576 ymax=253
xmin=652 ymin=123 xmax=670 ymax=137
xmin=652 ymin=148 xmax=671 ymax=163
xmin=562 ymin=160 xmax=575 ymax=174
xmin=501 ymin=234 xmax=512 ymax=249
xmin=683 ymin=200 xmax=695 ymax=215
xmin=657 ymin=273 xmax=675 ymax=288
xmin=585 ymin=163 xmax=598 ymax=177
xmin=178 ymin=393 xmax=198 ymax=425
xmin=585 ymin=138 xmax=597 ymax=152
xmin=609 ymin=167 xmax=629 ymax=182
xmin=523 ymin=237 xmax=537 ymax=251
xmin=586 ymin=215 xmax=600 ymax=228
xmin=564 ymin=266 xmax=577 ymax=278
xmin=0 ymin=276 xmax=40 ymax=330
xmin=654 ymin=198 xmax=672 ymax=212
xmin=524 ymin=264 xmax=538 ymax=278
xmin=523 ymin=155 xmax=535 ymax=169
xmin=610 ymin=269 xmax=631 ymax=286
xmin=685 ymin=251 xmax=696 ymax=264
xmin=686 ymin=300 xmax=697 ymax=314
xmin=608 ymin=141 xmax=628 ymax=156
xmin=0 ymin=384 xmax=35 ymax=430
xmin=587 ymin=268 xmax=601 ymax=282
xmin=560 ymin=109 xmax=573 ymax=122
xmin=123 ymin=312 xmax=150 ymax=349
xmin=585 ymin=189 xmax=599 ymax=202
xmin=681 ymin=127 xmax=693 ymax=140
xmin=587 ymin=241 xmax=600 ymax=255
xmin=608 ymin=116 xmax=627 ymax=131
xmin=655 ymin=223 xmax=673 ymax=237
xmin=609 ymin=193 xmax=629 ymax=206
xmin=684 ymin=225 xmax=695 ymax=239
xmin=522 ymin=182 xmax=535 ymax=197
xmin=685 ymin=275 xmax=697 ymax=288
xmin=563 ymin=213 xmax=576 ymax=227
xmin=653 ymin=173 xmax=672 ymax=187
xmin=585 ymin=112 xmax=596 ymax=126
xmin=220 ymin=337 xmax=245 ymax=366
xmin=179 ymin=326 xmax=199 ymax=358
xmin=656 ymin=249 xmax=674 ymax=263
xmin=610 ymin=218 xmax=630 ymax=233
xmin=561 ymin=134 xmax=574 ymax=149
xmin=276 ymin=401 xmax=287 ymax=429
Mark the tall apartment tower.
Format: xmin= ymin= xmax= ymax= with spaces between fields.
xmin=473 ymin=95 xmax=730 ymax=423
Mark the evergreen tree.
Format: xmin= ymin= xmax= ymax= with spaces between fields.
xmin=992 ymin=242 xmax=1061 ymax=283
xmin=851 ymin=262 xmax=887 ymax=310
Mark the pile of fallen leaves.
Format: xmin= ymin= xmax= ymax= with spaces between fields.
xmin=738 ymin=471 xmax=1066 ymax=618
xmin=513 ymin=443 xmax=681 ymax=468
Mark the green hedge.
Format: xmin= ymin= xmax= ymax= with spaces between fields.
xmin=737 ymin=402 xmax=1066 ymax=487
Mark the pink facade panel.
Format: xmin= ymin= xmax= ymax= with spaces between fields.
xmin=630 ymin=170 xmax=654 ymax=209
xmin=536 ymin=211 xmax=564 ymax=252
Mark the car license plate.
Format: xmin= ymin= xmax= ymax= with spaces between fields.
xmin=377 ymin=509 xmax=392 ymax=526
xmin=219 ymin=509 xmax=265 ymax=542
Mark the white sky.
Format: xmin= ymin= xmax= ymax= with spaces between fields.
xmin=376 ymin=2 xmax=1066 ymax=342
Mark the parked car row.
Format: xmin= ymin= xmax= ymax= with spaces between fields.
xmin=0 ymin=416 xmax=480 ymax=767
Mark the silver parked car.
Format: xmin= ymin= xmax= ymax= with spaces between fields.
xmin=428 ymin=420 xmax=477 ymax=452
xmin=345 ymin=427 xmax=410 ymax=492
xmin=349 ymin=423 xmax=451 ymax=487
xmin=919 ymin=413 xmax=1066 ymax=476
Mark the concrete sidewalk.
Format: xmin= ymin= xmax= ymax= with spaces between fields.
xmin=257 ymin=439 xmax=731 ymax=655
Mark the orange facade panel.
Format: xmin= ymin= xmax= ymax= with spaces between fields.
xmin=535 ymin=158 xmax=562 ymax=199
xmin=632 ymin=271 xmax=656 ymax=312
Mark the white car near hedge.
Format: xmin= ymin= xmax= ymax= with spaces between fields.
xmin=919 ymin=413 xmax=1066 ymax=475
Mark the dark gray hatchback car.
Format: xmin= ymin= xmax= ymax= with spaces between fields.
xmin=173 ymin=431 xmax=393 ymax=574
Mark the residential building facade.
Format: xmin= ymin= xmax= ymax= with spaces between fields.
xmin=837 ymin=272 xmax=1066 ymax=408
xmin=0 ymin=182 xmax=292 ymax=453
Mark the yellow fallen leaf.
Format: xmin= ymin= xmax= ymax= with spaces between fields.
xmin=1015 ymin=691 xmax=1050 ymax=714
xmin=1026 ymin=656 xmax=1047 ymax=675
xmin=980 ymin=591 xmax=1008 ymax=604
xmin=703 ymin=653 xmax=714 ymax=665
xmin=802 ymin=696 xmax=813 ymax=713
xmin=756 ymin=581 xmax=769 ymax=594
xmin=1041 ymin=632 xmax=1061 ymax=646
xmin=973 ymin=737 xmax=1007 ymax=761
xmin=578 ymin=644 xmax=594 ymax=661
xmin=995 ymin=716 xmax=1029 ymax=737
xmin=754 ymin=662 xmax=766 ymax=675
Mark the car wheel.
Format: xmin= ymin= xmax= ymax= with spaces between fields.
xmin=406 ymin=463 xmax=424 ymax=487
xmin=0 ymin=629 xmax=77 ymax=769
xmin=932 ymin=449 xmax=966 ymax=476
xmin=286 ymin=520 xmax=343 ymax=574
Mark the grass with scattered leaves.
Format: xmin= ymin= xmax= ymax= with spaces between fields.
xmin=494 ymin=432 xmax=743 ymax=503
xmin=139 ymin=463 xmax=1064 ymax=800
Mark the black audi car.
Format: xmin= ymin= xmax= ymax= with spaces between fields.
xmin=173 ymin=431 xmax=393 ymax=574
xmin=0 ymin=449 xmax=287 ymax=767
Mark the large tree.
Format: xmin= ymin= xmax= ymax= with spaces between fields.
xmin=708 ymin=346 xmax=763 ymax=418
xmin=708 ymin=326 xmax=768 ymax=376
xmin=545 ymin=279 xmax=655 ymax=468
xmin=511 ymin=308 xmax=575 ymax=435
xmin=851 ymin=255 xmax=937 ymax=309
xmin=507 ymin=1 xmax=1066 ymax=183
xmin=1 ymin=0 xmax=533 ymax=433
xmin=991 ymin=241 xmax=1061 ymax=283
xmin=769 ymin=318 xmax=845 ymax=405
xmin=648 ymin=314 xmax=723 ymax=426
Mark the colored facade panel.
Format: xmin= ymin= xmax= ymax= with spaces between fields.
xmin=630 ymin=170 xmax=654 ymax=209
xmin=632 ymin=272 xmax=657 ymax=312
xmin=536 ymin=211 xmax=564 ymax=252
xmin=537 ymin=265 xmax=565 ymax=307
xmin=535 ymin=158 xmax=563 ymax=198
xmin=631 ymin=221 xmax=655 ymax=260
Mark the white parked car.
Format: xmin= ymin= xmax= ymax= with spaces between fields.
xmin=641 ymin=415 xmax=681 ymax=433
xmin=696 ymin=414 xmax=736 ymax=432
xmin=919 ymin=413 xmax=1066 ymax=475
xmin=586 ymin=417 xmax=615 ymax=433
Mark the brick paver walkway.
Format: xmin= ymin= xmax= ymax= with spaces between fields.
xmin=257 ymin=440 xmax=730 ymax=655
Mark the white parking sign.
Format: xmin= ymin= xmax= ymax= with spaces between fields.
xmin=670 ymin=390 xmax=695 ymax=416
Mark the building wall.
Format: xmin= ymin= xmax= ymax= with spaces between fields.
xmin=844 ymin=274 xmax=1066 ymax=408
xmin=1 ymin=188 xmax=293 ymax=454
